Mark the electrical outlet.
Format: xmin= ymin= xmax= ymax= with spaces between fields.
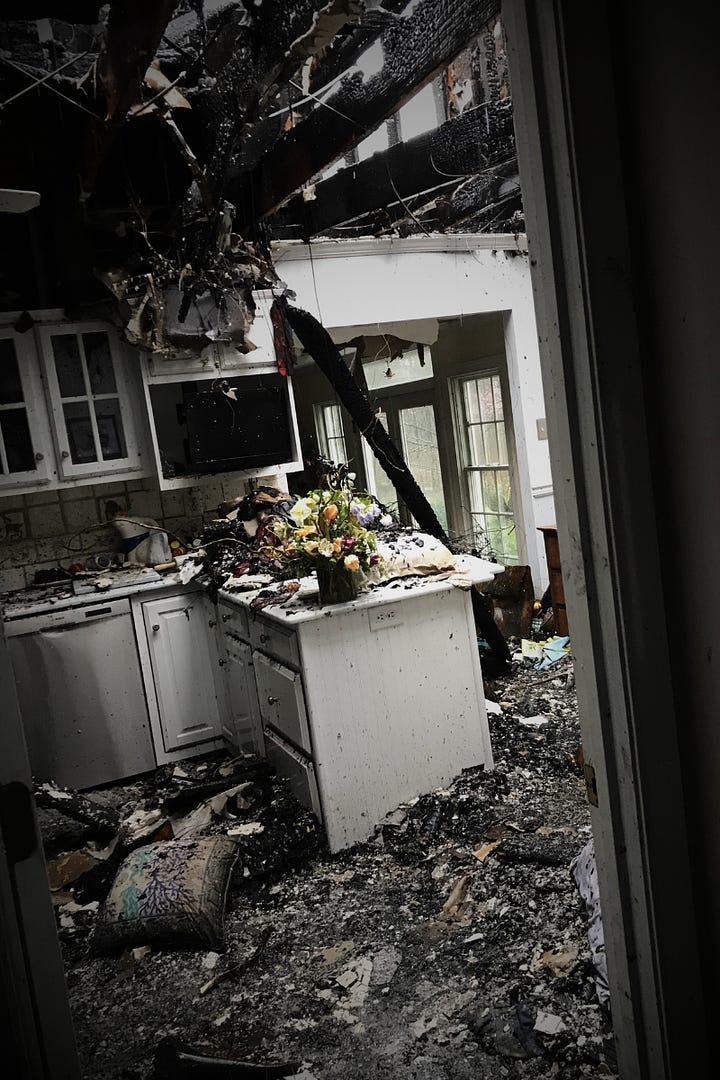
xmin=369 ymin=606 xmax=402 ymax=631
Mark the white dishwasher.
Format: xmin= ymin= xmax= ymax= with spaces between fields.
xmin=5 ymin=597 xmax=156 ymax=789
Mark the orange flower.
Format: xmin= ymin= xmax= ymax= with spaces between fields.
xmin=323 ymin=504 xmax=339 ymax=522
xmin=344 ymin=554 xmax=360 ymax=572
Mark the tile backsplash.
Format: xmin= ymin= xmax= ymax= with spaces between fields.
xmin=0 ymin=475 xmax=250 ymax=593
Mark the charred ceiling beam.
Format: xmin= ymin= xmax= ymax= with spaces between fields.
xmin=231 ymin=0 xmax=499 ymax=228
xmin=275 ymin=103 xmax=514 ymax=237
xmin=306 ymin=0 xmax=412 ymax=95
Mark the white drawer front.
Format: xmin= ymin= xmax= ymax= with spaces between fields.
xmin=217 ymin=601 xmax=249 ymax=641
xmin=263 ymin=727 xmax=322 ymax=822
xmin=253 ymin=650 xmax=311 ymax=754
xmin=249 ymin=615 xmax=300 ymax=668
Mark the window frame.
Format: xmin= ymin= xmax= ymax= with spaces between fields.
xmin=313 ymin=400 xmax=349 ymax=467
xmin=450 ymin=366 xmax=520 ymax=564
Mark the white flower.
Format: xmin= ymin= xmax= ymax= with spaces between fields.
xmin=380 ymin=514 xmax=392 ymax=527
xmin=290 ymin=498 xmax=313 ymax=525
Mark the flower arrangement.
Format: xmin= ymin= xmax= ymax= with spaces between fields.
xmin=264 ymin=480 xmax=388 ymax=602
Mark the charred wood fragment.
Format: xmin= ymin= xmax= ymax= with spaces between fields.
xmin=276 ymin=106 xmax=514 ymax=236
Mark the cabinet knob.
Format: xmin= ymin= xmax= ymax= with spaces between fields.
xmin=259 ymin=633 xmax=269 ymax=643
xmin=61 ymin=450 xmax=70 ymax=459
xmin=152 ymin=624 xmax=160 ymax=632
xmin=222 ymin=613 xmax=232 ymax=622
xmin=267 ymin=695 xmax=279 ymax=706
xmin=208 ymin=619 xmax=216 ymax=628
xmin=35 ymin=452 xmax=44 ymax=462
xmin=218 ymin=658 xmax=227 ymax=667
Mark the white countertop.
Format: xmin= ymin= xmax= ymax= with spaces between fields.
xmin=218 ymin=552 xmax=503 ymax=626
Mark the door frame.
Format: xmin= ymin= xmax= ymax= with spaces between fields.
xmin=504 ymin=1 xmax=708 ymax=1076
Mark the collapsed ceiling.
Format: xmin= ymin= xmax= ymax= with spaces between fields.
xmin=0 ymin=0 xmax=520 ymax=355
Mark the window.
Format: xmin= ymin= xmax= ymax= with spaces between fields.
xmin=453 ymin=371 xmax=518 ymax=563
xmin=313 ymin=402 xmax=348 ymax=465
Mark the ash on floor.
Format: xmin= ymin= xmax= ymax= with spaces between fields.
xmin=49 ymin=654 xmax=617 ymax=1080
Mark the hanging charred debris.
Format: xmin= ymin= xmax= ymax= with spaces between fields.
xmin=0 ymin=0 xmax=519 ymax=665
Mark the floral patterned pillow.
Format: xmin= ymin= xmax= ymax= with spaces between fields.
xmin=91 ymin=836 xmax=239 ymax=955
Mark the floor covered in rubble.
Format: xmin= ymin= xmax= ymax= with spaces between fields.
xmin=44 ymin=655 xmax=618 ymax=1080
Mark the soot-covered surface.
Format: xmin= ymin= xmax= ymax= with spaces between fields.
xmin=53 ymin=655 xmax=617 ymax=1079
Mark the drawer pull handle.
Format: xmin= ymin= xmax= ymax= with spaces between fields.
xmin=267 ymin=695 xmax=279 ymax=706
xmin=222 ymin=614 xmax=232 ymax=622
xmin=85 ymin=607 xmax=112 ymax=618
xmin=208 ymin=619 xmax=216 ymax=628
xmin=152 ymin=624 xmax=160 ymax=632
xmin=259 ymin=633 xmax=269 ymax=643
xmin=218 ymin=658 xmax=227 ymax=667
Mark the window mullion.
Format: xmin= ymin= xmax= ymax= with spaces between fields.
xmin=0 ymin=420 xmax=9 ymax=474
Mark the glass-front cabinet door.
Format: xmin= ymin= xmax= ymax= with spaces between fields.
xmin=38 ymin=323 xmax=142 ymax=480
xmin=0 ymin=329 xmax=52 ymax=490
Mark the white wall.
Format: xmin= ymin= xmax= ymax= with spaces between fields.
xmin=274 ymin=235 xmax=554 ymax=591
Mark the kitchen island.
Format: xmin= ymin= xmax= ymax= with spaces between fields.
xmin=217 ymin=554 xmax=499 ymax=851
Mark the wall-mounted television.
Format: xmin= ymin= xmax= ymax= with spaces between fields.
xmin=183 ymin=373 xmax=294 ymax=474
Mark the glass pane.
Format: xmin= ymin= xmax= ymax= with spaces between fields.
xmin=467 ymin=423 xmax=486 ymax=466
xmin=327 ymin=436 xmax=347 ymax=464
xmin=483 ymin=422 xmax=500 ymax=464
xmin=481 ymin=471 xmax=499 ymax=513
xmin=492 ymin=374 xmax=504 ymax=419
xmin=1 ymin=408 xmax=35 ymax=473
xmin=0 ymin=338 xmax=24 ymax=404
xmin=463 ymin=379 xmax=481 ymax=424
xmin=63 ymin=400 xmax=97 ymax=463
xmin=500 ymin=518 xmax=518 ymax=562
xmin=84 ymin=332 xmax=117 ymax=394
xmin=94 ymin=399 xmax=127 ymax=461
xmin=53 ymin=335 xmax=85 ymax=397
xmin=364 ymin=411 xmax=398 ymax=512
xmin=497 ymin=469 xmax=513 ymax=513
xmin=399 ymin=404 xmax=447 ymax=531
xmin=363 ymin=347 xmax=433 ymax=392
xmin=478 ymin=377 xmax=495 ymax=422
xmin=498 ymin=422 xmax=508 ymax=462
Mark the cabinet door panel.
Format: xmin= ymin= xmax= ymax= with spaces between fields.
xmin=38 ymin=322 xmax=143 ymax=480
xmin=253 ymin=650 xmax=311 ymax=754
xmin=223 ymin=632 xmax=262 ymax=753
xmin=143 ymin=593 xmax=222 ymax=751
xmin=0 ymin=330 xmax=52 ymax=489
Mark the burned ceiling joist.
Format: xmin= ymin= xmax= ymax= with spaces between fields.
xmin=275 ymin=101 xmax=515 ymax=236
xmin=229 ymin=0 xmax=500 ymax=227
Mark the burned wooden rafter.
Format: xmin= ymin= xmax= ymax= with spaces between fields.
xmin=230 ymin=0 xmax=499 ymax=228
xmin=285 ymin=303 xmax=511 ymax=670
xmin=307 ymin=0 xmax=413 ymax=95
xmin=275 ymin=104 xmax=514 ymax=236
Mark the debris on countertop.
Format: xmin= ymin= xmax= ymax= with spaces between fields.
xmin=48 ymin=653 xmax=616 ymax=1080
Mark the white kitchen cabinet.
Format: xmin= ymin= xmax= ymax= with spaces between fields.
xmin=222 ymin=629 xmax=262 ymax=753
xmin=37 ymin=321 xmax=144 ymax=482
xmin=138 ymin=590 xmax=224 ymax=758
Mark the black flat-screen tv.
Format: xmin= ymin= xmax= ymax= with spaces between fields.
xmin=184 ymin=374 xmax=294 ymax=473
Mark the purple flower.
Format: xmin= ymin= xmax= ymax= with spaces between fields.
xmin=350 ymin=501 xmax=381 ymax=527
xmin=369 ymin=554 xmax=380 ymax=566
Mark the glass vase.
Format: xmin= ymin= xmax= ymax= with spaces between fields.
xmin=316 ymin=561 xmax=359 ymax=605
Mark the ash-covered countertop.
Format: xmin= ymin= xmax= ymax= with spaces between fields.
xmin=218 ymin=552 xmax=504 ymax=626
xmin=0 ymin=566 xmax=191 ymax=621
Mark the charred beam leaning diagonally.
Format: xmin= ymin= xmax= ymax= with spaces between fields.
xmin=284 ymin=304 xmax=512 ymax=672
